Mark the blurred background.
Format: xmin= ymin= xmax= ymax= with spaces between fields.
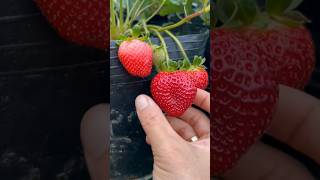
xmin=260 ymin=0 xmax=320 ymax=179
xmin=0 ymin=1 xmax=107 ymax=179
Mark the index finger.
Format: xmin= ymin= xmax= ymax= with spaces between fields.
xmin=193 ymin=89 xmax=210 ymax=113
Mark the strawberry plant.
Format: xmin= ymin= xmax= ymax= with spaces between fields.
xmin=110 ymin=0 xmax=210 ymax=40
xmin=110 ymin=0 xmax=210 ymax=116
xmin=211 ymin=0 xmax=315 ymax=176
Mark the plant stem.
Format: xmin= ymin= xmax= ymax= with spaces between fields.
xmin=129 ymin=0 xmax=146 ymax=25
xmin=119 ymin=0 xmax=124 ymax=30
xmin=164 ymin=30 xmax=189 ymax=61
xmin=110 ymin=0 xmax=115 ymax=26
xmin=150 ymin=28 xmax=170 ymax=66
xmin=142 ymin=20 xmax=152 ymax=44
xmin=124 ymin=0 xmax=130 ymax=25
xmin=157 ymin=5 xmax=210 ymax=32
xmin=136 ymin=3 xmax=155 ymax=20
xmin=145 ymin=0 xmax=167 ymax=23
xmin=125 ymin=0 xmax=138 ymax=26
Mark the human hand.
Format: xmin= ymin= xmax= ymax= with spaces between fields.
xmin=81 ymin=104 xmax=109 ymax=180
xmin=135 ymin=89 xmax=210 ymax=180
xmin=222 ymin=85 xmax=320 ymax=180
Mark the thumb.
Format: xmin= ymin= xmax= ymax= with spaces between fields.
xmin=135 ymin=94 xmax=179 ymax=148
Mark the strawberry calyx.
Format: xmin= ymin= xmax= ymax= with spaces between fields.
xmin=179 ymin=56 xmax=207 ymax=71
xmin=266 ymin=0 xmax=310 ymax=26
xmin=157 ymin=59 xmax=179 ymax=72
xmin=215 ymin=0 xmax=310 ymax=29
xmin=115 ymin=35 xmax=149 ymax=47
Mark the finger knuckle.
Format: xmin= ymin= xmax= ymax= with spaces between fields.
xmin=140 ymin=113 xmax=163 ymax=129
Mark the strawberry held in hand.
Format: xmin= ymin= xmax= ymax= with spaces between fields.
xmin=34 ymin=0 xmax=108 ymax=49
xmin=118 ymin=39 xmax=153 ymax=78
xmin=151 ymin=70 xmax=197 ymax=117
xmin=211 ymin=0 xmax=315 ymax=175
xmin=211 ymin=28 xmax=279 ymax=175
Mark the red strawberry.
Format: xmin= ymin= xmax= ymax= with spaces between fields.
xmin=118 ymin=39 xmax=153 ymax=77
xmin=211 ymin=28 xmax=279 ymax=175
xmin=254 ymin=25 xmax=315 ymax=89
xmin=179 ymin=56 xmax=209 ymax=89
xmin=211 ymin=0 xmax=313 ymax=175
xmin=188 ymin=68 xmax=209 ymax=90
xmin=34 ymin=0 xmax=108 ymax=49
xmin=151 ymin=71 xmax=197 ymax=117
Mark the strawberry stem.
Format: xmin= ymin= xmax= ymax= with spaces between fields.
xmin=164 ymin=30 xmax=189 ymax=61
xmin=145 ymin=0 xmax=167 ymax=23
xmin=119 ymin=0 xmax=124 ymax=30
xmin=142 ymin=19 xmax=152 ymax=44
xmin=156 ymin=5 xmax=210 ymax=32
xmin=148 ymin=25 xmax=190 ymax=62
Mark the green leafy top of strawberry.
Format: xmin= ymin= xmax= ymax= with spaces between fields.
xmin=115 ymin=34 xmax=150 ymax=48
xmin=179 ymin=56 xmax=207 ymax=71
xmin=215 ymin=0 xmax=310 ymax=28
xmin=157 ymin=59 xmax=179 ymax=72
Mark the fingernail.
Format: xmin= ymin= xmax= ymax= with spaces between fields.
xmin=136 ymin=95 xmax=149 ymax=110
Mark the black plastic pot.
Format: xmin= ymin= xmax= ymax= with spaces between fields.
xmin=110 ymin=30 xmax=209 ymax=179
xmin=0 ymin=0 xmax=107 ymax=179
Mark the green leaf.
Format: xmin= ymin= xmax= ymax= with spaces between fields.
xmin=250 ymin=13 xmax=270 ymax=28
xmin=132 ymin=25 xmax=142 ymax=37
xmin=179 ymin=58 xmax=192 ymax=70
xmin=284 ymin=11 xmax=311 ymax=23
xmin=159 ymin=0 xmax=185 ymax=16
xmin=287 ymin=0 xmax=303 ymax=11
xmin=266 ymin=0 xmax=294 ymax=15
xmin=272 ymin=11 xmax=310 ymax=26
xmin=236 ymin=0 xmax=258 ymax=25
xmin=192 ymin=56 xmax=205 ymax=66
xmin=159 ymin=59 xmax=179 ymax=72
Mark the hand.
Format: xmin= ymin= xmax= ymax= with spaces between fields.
xmin=223 ymin=85 xmax=320 ymax=180
xmin=81 ymin=104 xmax=109 ymax=180
xmin=135 ymin=89 xmax=210 ymax=180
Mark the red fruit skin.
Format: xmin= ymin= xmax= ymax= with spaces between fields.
xmin=151 ymin=71 xmax=197 ymax=117
xmin=188 ymin=69 xmax=209 ymax=89
xmin=211 ymin=29 xmax=279 ymax=175
xmin=34 ymin=0 xmax=108 ymax=49
xmin=118 ymin=40 xmax=153 ymax=78
xmin=253 ymin=26 xmax=315 ymax=89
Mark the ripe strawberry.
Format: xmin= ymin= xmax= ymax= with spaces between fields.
xmin=151 ymin=71 xmax=197 ymax=117
xmin=188 ymin=69 xmax=208 ymax=89
xmin=254 ymin=25 xmax=315 ymax=89
xmin=34 ymin=0 xmax=108 ymax=49
xmin=118 ymin=39 xmax=153 ymax=78
xmin=211 ymin=28 xmax=279 ymax=175
xmin=179 ymin=56 xmax=209 ymax=89
xmin=211 ymin=0 xmax=313 ymax=175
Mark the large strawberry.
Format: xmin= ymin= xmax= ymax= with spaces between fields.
xmin=151 ymin=70 xmax=197 ymax=117
xmin=211 ymin=28 xmax=279 ymax=175
xmin=118 ymin=39 xmax=153 ymax=78
xmin=211 ymin=0 xmax=315 ymax=175
xmin=34 ymin=0 xmax=108 ymax=49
